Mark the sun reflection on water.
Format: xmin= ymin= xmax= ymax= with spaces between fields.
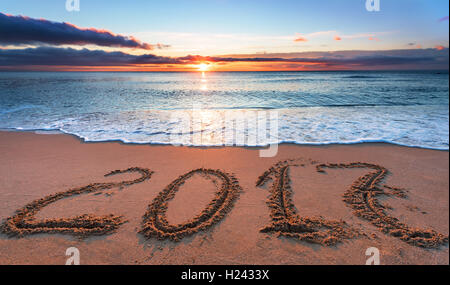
xmin=199 ymin=71 xmax=208 ymax=91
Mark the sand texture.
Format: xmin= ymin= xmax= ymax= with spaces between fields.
xmin=0 ymin=131 xmax=448 ymax=264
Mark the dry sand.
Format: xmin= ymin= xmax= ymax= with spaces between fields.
xmin=0 ymin=130 xmax=448 ymax=264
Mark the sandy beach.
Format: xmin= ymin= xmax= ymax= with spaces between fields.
xmin=0 ymin=130 xmax=448 ymax=265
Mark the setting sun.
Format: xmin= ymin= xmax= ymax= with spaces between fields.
xmin=197 ymin=63 xmax=209 ymax=71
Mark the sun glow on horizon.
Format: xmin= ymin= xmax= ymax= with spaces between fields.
xmin=197 ymin=63 xmax=210 ymax=71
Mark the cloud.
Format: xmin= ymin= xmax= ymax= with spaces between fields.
xmin=407 ymin=43 xmax=423 ymax=49
xmin=341 ymin=31 xmax=394 ymax=40
xmin=295 ymin=30 xmax=394 ymax=42
xmin=0 ymin=12 xmax=165 ymax=50
xmin=369 ymin=37 xmax=380 ymax=41
xmin=1 ymin=47 xmax=447 ymax=70
xmin=438 ymin=16 xmax=449 ymax=22
xmin=435 ymin=45 xmax=446 ymax=50
xmin=0 ymin=47 xmax=182 ymax=66
xmin=306 ymin=30 xmax=336 ymax=37
xmin=191 ymin=49 xmax=449 ymax=70
xmin=294 ymin=36 xmax=308 ymax=42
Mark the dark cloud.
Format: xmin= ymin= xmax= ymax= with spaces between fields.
xmin=438 ymin=16 xmax=449 ymax=22
xmin=181 ymin=50 xmax=446 ymax=67
xmin=0 ymin=12 xmax=165 ymax=50
xmin=0 ymin=47 xmax=447 ymax=70
xmin=0 ymin=47 xmax=182 ymax=66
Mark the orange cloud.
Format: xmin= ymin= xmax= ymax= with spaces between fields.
xmin=294 ymin=36 xmax=308 ymax=42
xmin=369 ymin=37 xmax=380 ymax=41
xmin=435 ymin=45 xmax=446 ymax=50
xmin=334 ymin=36 xmax=342 ymax=41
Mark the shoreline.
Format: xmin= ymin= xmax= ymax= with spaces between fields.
xmin=0 ymin=130 xmax=448 ymax=264
xmin=1 ymin=128 xmax=448 ymax=152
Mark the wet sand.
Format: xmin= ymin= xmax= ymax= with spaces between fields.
xmin=0 ymin=130 xmax=448 ymax=264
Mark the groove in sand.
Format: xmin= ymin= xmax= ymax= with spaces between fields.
xmin=1 ymin=167 xmax=153 ymax=237
xmin=316 ymin=162 xmax=448 ymax=248
xmin=257 ymin=159 xmax=360 ymax=246
xmin=140 ymin=168 xmax=241 ymax=242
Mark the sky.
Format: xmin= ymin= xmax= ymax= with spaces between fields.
xmin=0 ymin=0 xmax=449 ymax=71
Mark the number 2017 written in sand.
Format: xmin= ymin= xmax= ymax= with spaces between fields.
xmin=1 ymin=159 xmax=448 ymax=248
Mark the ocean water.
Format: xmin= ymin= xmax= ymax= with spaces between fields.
xmin=0 ymin=71 xmax=448 ymax=149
